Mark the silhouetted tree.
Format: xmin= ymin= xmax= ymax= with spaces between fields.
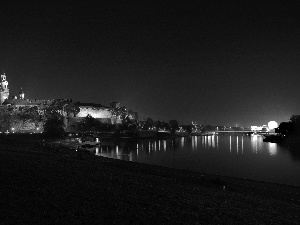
xmin=0 ymin=107 xmax=10 ymax=131
xmin=76 ymin=114 xmax=102 ymax=132
xmin=276 ymin=115 xmax=300 ymax=136
xmin=169 ymin=120 xmax=179 ymax=134
xmin=119 ymin=115 xmax=137 ymax=131
xmin=290 ymin=115 xmax=300 ymax=134
xmin=43 ymin=116 xmax=65 ymax=137
xmin=154 ymin=120 xmax=161 ymax=130
xmin=182 ymin=124 xmax=192 ymax=133
xmin=64 ymin=101 xmax=80 ymax=117
xmin=160 ymin=122 xmax=170 ymax=131
xmin=276 ymin=122 xmax=292 ymax=136
xmin=139 ymin=117 xmax=154 ymax=130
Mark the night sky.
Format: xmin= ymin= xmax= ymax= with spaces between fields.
xmin=1 ymin=1 xmax=300 ymax=127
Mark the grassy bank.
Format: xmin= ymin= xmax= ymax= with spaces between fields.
xmin=1 ymin=134 xmax=300 ymax=224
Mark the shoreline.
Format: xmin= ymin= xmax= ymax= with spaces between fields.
xmin=1 ymin=135 xmax=300 ymax=224
xmin=21 ymin=134 xmax=300 ymax=202
xmin=89 ymin=153 xmax=300 ymax=204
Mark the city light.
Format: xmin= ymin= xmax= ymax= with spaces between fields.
xmin=268 ymin=121 xmax=278 ymax=130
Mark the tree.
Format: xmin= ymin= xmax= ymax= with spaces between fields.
xmin=43 ymin=116 xmax=65 ymax=137
xmin=160 ymin=121 xmax=170 ymax=131
xmin=276 ymin=122 xmax=292 ymax=136
xmin=76 ymin=114 xmax=103 ymax=133
xmin=182 ymin=124 xmax=192 ymax=133
xmin=276 ymin=115 xmax=300 ymax=136
xmin=290 ymin=115 xmax=300 ymax=134
xmin=119 ymin=115 xmax=137 ymax=131
xmin=154 ymin=120 xmax=161 ymax=130
xmin=139 ymin=117 xmax=154 ymax=130
xmin=64 ymin=101 xmax=80 ymax=117
xmin=0 ymin=107 xmax=11 ymax=131
xmin=111 ymin=106 xmax=127 ymax=120
xmin=41 ymin=100 xmax=70 ymax=137
xmin=169 ymin=120 xmax=179 ymax=134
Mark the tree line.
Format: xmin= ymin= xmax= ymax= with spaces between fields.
xmin=276 ymin=115 xmax=300 ymax=137
xmin=0 ymin=99 xmax=184 ymax=137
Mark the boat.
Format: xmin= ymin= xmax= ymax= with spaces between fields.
xmin=79 ymin=134 xmax=100 ymax=149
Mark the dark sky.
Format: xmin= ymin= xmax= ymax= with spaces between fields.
xmin=1 ymin=1 xmax=300 ymax=127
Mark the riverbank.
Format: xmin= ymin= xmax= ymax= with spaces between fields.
xmin=1 ymin=135 xmax=300 ymax=224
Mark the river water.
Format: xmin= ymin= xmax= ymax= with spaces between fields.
xmin=94 ymin=134 xmax=300 ymax=186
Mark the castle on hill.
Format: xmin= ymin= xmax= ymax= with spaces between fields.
xmin=0 ymin=73 xmax=138 ymax=132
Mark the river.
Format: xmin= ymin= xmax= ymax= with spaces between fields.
xmin=94 ymin=134 xmax=300 ymax=186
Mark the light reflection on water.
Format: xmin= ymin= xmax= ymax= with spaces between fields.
xmin=94 ymin=134 xmax=300 ymax=186
xmin=268 ymin=143 xmax=277 ymax=156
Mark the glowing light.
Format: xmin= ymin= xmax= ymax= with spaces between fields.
xmin=268 ymin=121 xmax=278 ymax=130
xmin=268 ymin=143 xmax=277 ymax=156
xmin=229 ymin=136 xmax=231 ymax=153
xmin=237 ymin=136 xmax=238 ymax=154
xmin=242 ymin=136 xmax=244 ymax=154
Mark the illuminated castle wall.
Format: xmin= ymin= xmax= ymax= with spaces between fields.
xmin=77 ymin=106 xmax=112 ymax=119
xmin=0 ymin=73 xmax=138 ymax=132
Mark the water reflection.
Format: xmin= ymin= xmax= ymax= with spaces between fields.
xmin=242 ymin=136 xmax=243 ymax=154
xmin=236 ymin=136 xmax=238 ymax=154
xmin=229 ymin=136 xmax=231 ymax=153
xmin=251 ymin=134 xmax=258 ymax=154
xmin=94 ymin=135 xmax=300 ymax=186
xmin=268 ymin=143 xmax=277 ymax=156
xmin=95 ymin=134 xmax=280 ymax=159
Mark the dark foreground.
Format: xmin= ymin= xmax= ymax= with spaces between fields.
xmin=1 ymin=135 xmax=300 ymax=224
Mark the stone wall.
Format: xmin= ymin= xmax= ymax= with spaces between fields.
xmin=76 ymin=107 xmax=112 ymax=119
xmin=10 ymin=120 xmax=43 ymax=133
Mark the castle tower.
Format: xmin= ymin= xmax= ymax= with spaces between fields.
xmin=18 ymin=87 xmax=25 ymax=100
xmin=0 ymin=73 xmax=9 ymax=105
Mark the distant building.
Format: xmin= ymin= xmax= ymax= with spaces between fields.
xmin=251 ymin=125 xmax=269 ymax=132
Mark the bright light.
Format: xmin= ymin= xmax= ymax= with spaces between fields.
xmin=268 ymin=121 xmax=278 ymax=130
xmin=11 ymin=128 xmax=15 ymax=130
